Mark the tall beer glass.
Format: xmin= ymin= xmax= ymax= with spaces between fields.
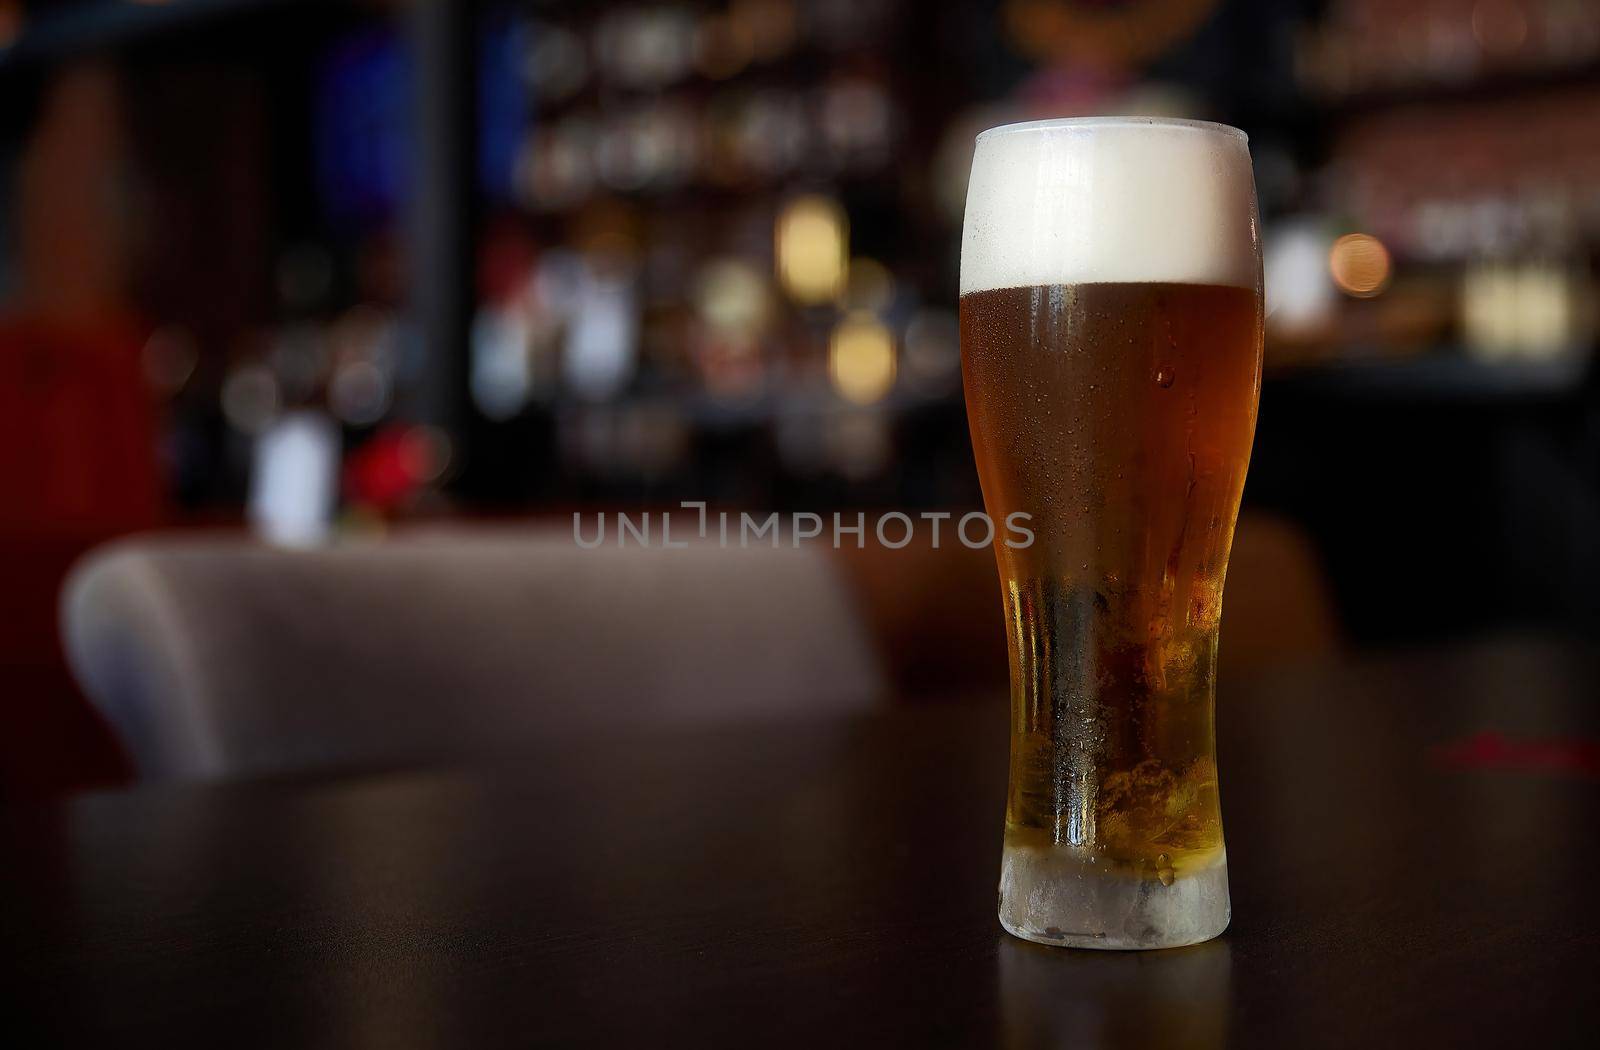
xmin=960 ymin=118 xmax=1263 ymax=949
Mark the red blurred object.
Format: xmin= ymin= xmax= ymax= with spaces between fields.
xmin=343 ymin=425 xmax=441 ymax=513
xmin=1431 ymin=730 xmax=1600 ymax=780
xmin=477 ymin=220 xmax=538 ymax=305
xmin=0 ymin=319 xmax=160 ymax=528
xmin=1 ymin=317 xmax=159 ymax=794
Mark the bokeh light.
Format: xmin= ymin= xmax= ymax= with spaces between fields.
xmin=775 ymin=195 xmax=847 ymax=305
xmin=221 ymin=365 xmax=281 ymax=435
xmin=141 ymin=326 xmax=199 ymax=396
xmin=328 ymin=361 xmax=392 ymax=427
xmin=828 ymin=311 xmax=896 ymax=405
xmin=1328 ymin=233 xmax=1392 ymax=298
xmin=400 ymin=425 xmax=453 ymax=485
xmin=696 ymin=257 xmax=772 ymax=336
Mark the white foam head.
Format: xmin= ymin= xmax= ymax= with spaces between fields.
xmin=960 ymin=117 xmax=1259 ymax=295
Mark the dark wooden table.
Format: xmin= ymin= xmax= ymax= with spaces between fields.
xmin=5 ymin=638 xmax=1599 ymax=1047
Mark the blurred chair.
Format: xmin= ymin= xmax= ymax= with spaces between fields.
xmin=64 ymin=513 xmax=1336 ymax=784
xmin=63 ymin=531 xmax=884 ymax=782
xmin=1215 ymin=513 xmax=1343 ymax=671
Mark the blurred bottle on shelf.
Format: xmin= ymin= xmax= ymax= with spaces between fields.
xmin=1459 ymin=218 xmax=1595 ymax=362
xmin=1458 ymin=176 xmax=1594 ymax=362
xmin=249 ymin=411 xmax=339 ymax=547
xmin=1299 ymin=0 xmax=1600 ymax=100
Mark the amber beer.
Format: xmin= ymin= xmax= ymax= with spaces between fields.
xmin=960 ymin=118 xmax=1263 ymax=949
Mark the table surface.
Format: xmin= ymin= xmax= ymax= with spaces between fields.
xmin=5 ymin=637 xmax=1599 ymax=1048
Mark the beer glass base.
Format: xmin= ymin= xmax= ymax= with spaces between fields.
xmin=998 ymin=845 xmax=1230 ymax=950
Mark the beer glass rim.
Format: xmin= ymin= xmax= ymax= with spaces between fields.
xmin=975 ymin=116 xmax=1247 ymax=144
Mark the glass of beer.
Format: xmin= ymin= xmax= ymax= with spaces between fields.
xmin=960 ymin=117 xmax=1263 ymax=949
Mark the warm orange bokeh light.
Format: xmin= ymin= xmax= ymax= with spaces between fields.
xmin=1329 ymin=233 xmax=1392 ymax=298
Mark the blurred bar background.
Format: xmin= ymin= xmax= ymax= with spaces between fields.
xmin=3 ymin=0 xmax=1598 ymax=791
